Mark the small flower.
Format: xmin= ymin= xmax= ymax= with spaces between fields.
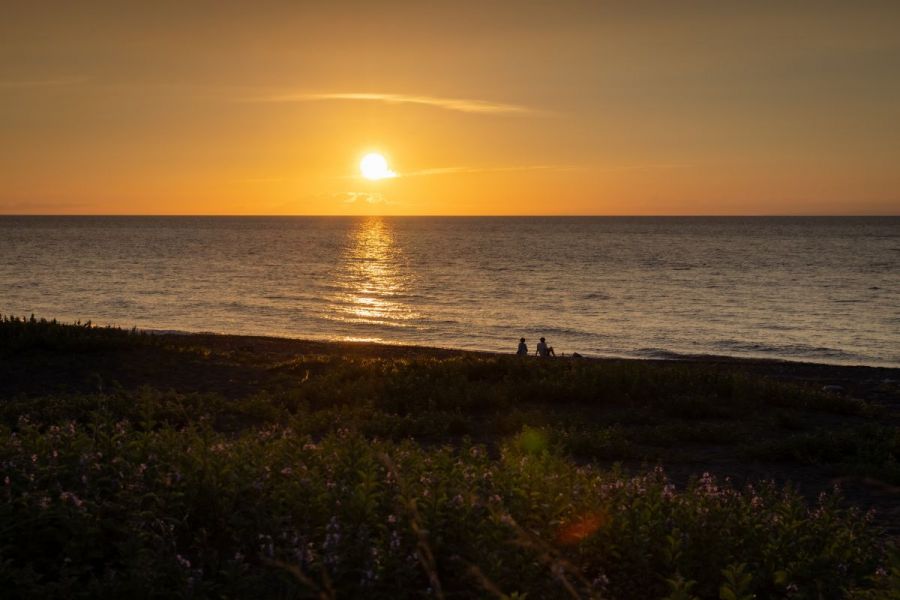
xmin=59 ymin=491 xmax=85 ymax=509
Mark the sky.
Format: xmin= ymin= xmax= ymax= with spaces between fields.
xmin=2 ymin=1 xmax=899 ymax=215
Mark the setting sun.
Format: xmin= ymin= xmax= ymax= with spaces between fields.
xmin=359 ymin=153 xmax=396 ymax=181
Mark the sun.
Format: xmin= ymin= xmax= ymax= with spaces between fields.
xmin=360 ymin=152 xmax=396 ymax=180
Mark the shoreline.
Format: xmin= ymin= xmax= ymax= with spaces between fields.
xmin=149 ymin=329 xmax=900 ymax=406
xmin=143 ymin=326 xmax=900 ymax=369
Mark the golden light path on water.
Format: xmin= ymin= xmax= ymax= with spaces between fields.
xmin=327 ymin=217 xmax=418 ymax=341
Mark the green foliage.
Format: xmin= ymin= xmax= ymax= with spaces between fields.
xmin=719 ymin=563 xmax=754 ymax=600
xmin=0 ymin=415 xmax=889 ymax=599
xmin=846 ymin=545 xmax=900 ymax=600
xmin=663 ymin=573 xmax=699 ymax=600
xmin=746 ymin=426 xmax=900 ymax=484
xmin=0 ymin=319 xmax=895 ymax=598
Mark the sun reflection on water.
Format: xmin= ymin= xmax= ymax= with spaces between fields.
xmin=329 ymin=217 xmax=418 ymax=329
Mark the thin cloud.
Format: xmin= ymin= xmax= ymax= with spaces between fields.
xmin=339 ymin=163 xmax=690 ymax=180
xmin=340 ymin=191 xmax=385 ymax=204
xmin=242 ymin=92 xmax=544 ymax=116
xmin=404 ymin=164 xmax=581 ymax=177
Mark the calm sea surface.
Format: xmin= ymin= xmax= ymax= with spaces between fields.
xmin=1 ymin=216 xmax=897 ymax=367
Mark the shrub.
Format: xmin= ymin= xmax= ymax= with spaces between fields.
xmin=0 ymin=419 xmax=889 ymax=598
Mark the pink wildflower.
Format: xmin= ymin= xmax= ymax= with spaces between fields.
xmin=59 ymin=491 xmax=84 ymax=509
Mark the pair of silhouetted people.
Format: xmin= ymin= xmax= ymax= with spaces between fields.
xmin=517 ymin=337 xmax=555 ymax=357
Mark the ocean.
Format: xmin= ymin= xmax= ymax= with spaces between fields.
xmin=1 ymin=216 xmax=897 ymax=367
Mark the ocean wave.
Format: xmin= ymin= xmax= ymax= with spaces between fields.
xmin=710 ymin=339 xmax=863 ymax=361
xmin=526 ymin=325 xmax=588 ymax=337
xmin=633 ymin=348 xmax=694 ymax=360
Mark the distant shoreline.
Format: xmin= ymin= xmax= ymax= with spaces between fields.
xmin=139 ymin=327 xmax=900 ymax=371
xmin=138 ymin=329 xmax=899 ymax=404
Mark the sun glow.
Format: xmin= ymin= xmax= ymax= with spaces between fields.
xmin=360 ymin=153 xmax=397 ymax=180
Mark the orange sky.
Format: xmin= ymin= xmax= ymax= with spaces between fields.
xmin=2 ymin=1 xmax=899 ymax=215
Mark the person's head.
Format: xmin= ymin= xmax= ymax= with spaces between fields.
xmin=540 ymin=337 xmax=546 ymax=342
xmin=520 ymin=337 xmax=525 ymax=343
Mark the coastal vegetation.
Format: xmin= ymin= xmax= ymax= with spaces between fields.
xmin=1 ymin=316 xmax=898 ymax=598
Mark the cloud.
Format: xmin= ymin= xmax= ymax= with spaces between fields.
xmin=337 ymin=192 xmax=385 ymax=205
xmin=242 ymin=92 xmax=543 ymax=116
xmin=404 ymin=164 xmax=581 ymax=177
xmin=402 ymin=163 xmax=696 ymax=177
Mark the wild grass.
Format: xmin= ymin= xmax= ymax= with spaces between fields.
xmin=745 ymin=427 xmax=900 ymax=484
xmin=2 ymin=419 xmax=896 ymax=599
xmin=0 ymin=314 xmax=149 ymax=354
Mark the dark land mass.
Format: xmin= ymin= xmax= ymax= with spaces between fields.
xmin=2 ymin=318 xmax=899 ymax=598
xmin=4 ymin=324 xmax=899 ymax=530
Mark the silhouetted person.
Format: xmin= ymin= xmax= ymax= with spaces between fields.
xmin=536 ymin=337 xmax=555 ymax=357
xmin=517 ymin=337 xmax=528 ymax=356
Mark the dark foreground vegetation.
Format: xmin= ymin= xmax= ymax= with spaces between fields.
xmin=1 ymin=316 xmax=899 ymax=598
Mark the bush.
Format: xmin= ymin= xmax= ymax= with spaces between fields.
xmin=0 ymin=418 xmax=890 ymax=599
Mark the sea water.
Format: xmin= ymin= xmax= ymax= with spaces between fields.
xmin=1 ymin=216 xmax=897 ymax=367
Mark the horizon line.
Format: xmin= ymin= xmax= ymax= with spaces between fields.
xmin=2 ymin=213 xmax=898 ymax=218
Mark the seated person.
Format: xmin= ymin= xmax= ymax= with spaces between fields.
xmin=516 ymin=337 xmax=528 ymax=356
xmin=536 ymin=337 xmax=555 ymax=357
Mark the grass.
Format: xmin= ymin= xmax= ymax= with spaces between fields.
xmin=745 ymin=427 xmax=900 ymax=484
xmin=1 ymin=316 xmax=898 ymax=598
